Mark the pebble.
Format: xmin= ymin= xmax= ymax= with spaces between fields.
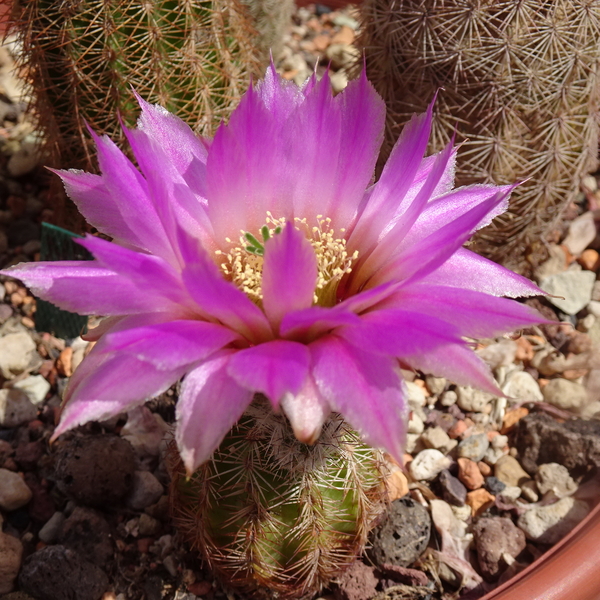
xmin=386 ymin=467 xmax=409 ymax=501
xmin=562 ymin=211 xmax=597 ymax=256
xmin=535 ymin=245 xmax=568 ymax=281
xmin=578 ymin=312 xmax=596 ymax=331
xmin=55 ymin=435 xmax=136 ymax=507
xmin=420 ymin=426 xmax=456 ymax=454
xmin=473 ymin=517 xmax=526 ymax=581
xmin=456 ymin=387 xmax=495 ymax=412
xmin=127 ymin=470 xmax=164 ymax=510
xmin=440 ymin=390 xmax=458 ymax=406
xmin=438 ymin=469 xmax=467 ymax=506
xmin=138 ymin=513 xmax=162 ymax=537
xmin=451 ymin=504 xmax=472 ymax=521
xmin=409 ymin=449 xmax=451 ymax=481
xmin=0 ymin=388 xmax=37 ymax=427
xmin=329 ymin=70 xmax=348 ymax=93
xmin=18 ymin=545 xmax=109 ymax=600
xmin=0 ymin=468 xmax=32 ymax=511
xmin=368 ymin=497 xmax=431 ymax=567
xmin=38 ymin=511 xmax=65 ymax=543
xmin=517 ymin=497 xmax=591 ymax=545
xmin=477 ymin=339 xmax=517 ymax=369
xmin=0 ymin=331 xmax=38 ymax=379
xmin=408 ymin=412 xmax=424 ymax=435
xmin=478 ymin=461 xmax=492 ymax=477
xmin=120 ymin=407 xmax=169 ymax=458
xmin=501 ymin=371 xmax=543 ymax=402
xmin=494 ymin=455 xmax=531 ymax=487
xmin=535 ymin=463 xmax=577 ymax=498
xmin=491 ymin=434 xmax=508 ymax=450
xmin=542 ymin=378 xmax=589 ymax=411
xmin=466 ymin=489 xmax=495 ymax=516
xmin=59 ymin=507 xmax=113 ymax=567
xmin=540 ymin=269 xmax=596 ymax=315
xmin=334 ymin=560 xmax=378 ymax=600
xmin=405 ymin=381 xmax=427 ymax=407
xmin=519 ymin=480 xmax=539 ymax=502
xmin=498 ymin=486 xmax=522 ymax=502
xmin=457 ymin=457 xmax=484 ymax=490
xmin=13 ymin=375 xmax=50 ymax=406
xmin=0 ymin=531 xmax=23 ymax=595
xmin=500 ymin=406 xmax=529 ymax=434
xmin=587 ymin=300 xmax=600 ymax=317
xmin=457 ymin=433 xmax=489 ymax=462
xmin=425 ymin=375 xmax=447 ymax=396
xmin=447 ymin=419 xmax=467 ymax=439
xmin=484 ymin=477 xmax=506 ymax=496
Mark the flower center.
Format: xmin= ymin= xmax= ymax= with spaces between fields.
xmin=216 ymin=213 xmax=358 ymax=307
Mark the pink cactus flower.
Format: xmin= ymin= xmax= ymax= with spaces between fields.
xmin=3 ymin=67 xmax=546 ymax=473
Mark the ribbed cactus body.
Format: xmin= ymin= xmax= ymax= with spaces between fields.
xmin=241 ymin=0 xmax=295 ymax=63
xmin=168 ymin=400 xmax=387 ymax=598
xmin=359 ymin=0 xmax=600 ymax=271
xmin=12 ymin=0 xmax=261 ymax=173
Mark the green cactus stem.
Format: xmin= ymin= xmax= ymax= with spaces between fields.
xmin=168 ymin=399 xmax=388 ymax=598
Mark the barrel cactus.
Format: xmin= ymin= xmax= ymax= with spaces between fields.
xmin=168 ymin=399 xmax=387 ymax=598
xmin=358 ymin=0 xmax=600 ymax=271
xmin=9 ymin=0 xmax=261 ymax=225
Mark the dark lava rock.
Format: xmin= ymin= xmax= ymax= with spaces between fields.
xmin=333 ymin=561 xmax=378 ymax=600
xmin=55 ymin=434 xmax=136 ymax=506
xmin=484 ymin=476 xmax=506 ymax=496
xmin=473 ymin=517 xmax=526 ymax=581
xmin=58 ymin=507 xmax=113 ymax=567
xmin=438 ymin=469 xmax=467 ymax=506
xmin=368 ymin=496 xmax=431 ymax=567
xmin=15 ymin=441 xmax=44 ymax=471
xmin=1 ymin=594 xmax=37 ymax=600
xmin=18 ymin=545 xmax=108 ymax=600
xmin=514 ymin=414 xmax=600 ymax=476
xmin=24 ymin=473 xmax=55 ymax=523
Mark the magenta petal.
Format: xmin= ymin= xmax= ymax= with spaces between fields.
xmin=180 ymin=245 xmax=272 ymax=343
xmin=124 ymin=127 xmax=215 ymax=253
xmin=424 ymin=248 xmax=544 ymax=297
xmin=370 ymin=189 xmax=509 ymax=287
xmin=135 ymin=92 xmax=209 ymax=178
xmin=280 ymin=305 xmax=361 ymax=341
xmin=100 ymin=320 xmax=240 ymax=370
xmin=262 ymin=224 xmax=317 ymax=328
xmin=326 ymin=71 xmax=385 ymax=227
xmin=349 ymin=99 xmax=435 ymax=253
xmin=90 ymin=130 xmax=172 ymax=258
xmin=227 ymin=341 xmax=310 ymax=407
xmin=381 ymin=284 xmax=549 ymax=338
xmin=403 ymin=343 xmax=502 ymax=396
xmin=77 ymin=236 xmax=194 ymax=310
xmin=176 ymin=352 xmax=253 ymax=474
xmin=311 ymin=336 xmax=406 ymax=463
xmin=1 ymin=261 xmax=178 ymax=315
xmin=206 ymin=82 xmax=291 ymax=242
xmin=55 ymin=170 xmax=140 ymax=249
xmin=401 ymin=184 xmax=512 ymax=249
xmin=53 ymin=349 xmax=187 ymax=439
xmin=337 ymin=309 xmax=461 ymax=357
xmin=353 ymin=140 xmax=455 ymax=289
xmin=281 ymin=374 xmax=331 ymax=444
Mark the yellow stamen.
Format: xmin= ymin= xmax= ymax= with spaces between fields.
xmin=216 ymin=214 xmax=358 ymax=307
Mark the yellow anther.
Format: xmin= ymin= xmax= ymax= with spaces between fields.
xmin=216 ymin=215 xmax=357 ymax=307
